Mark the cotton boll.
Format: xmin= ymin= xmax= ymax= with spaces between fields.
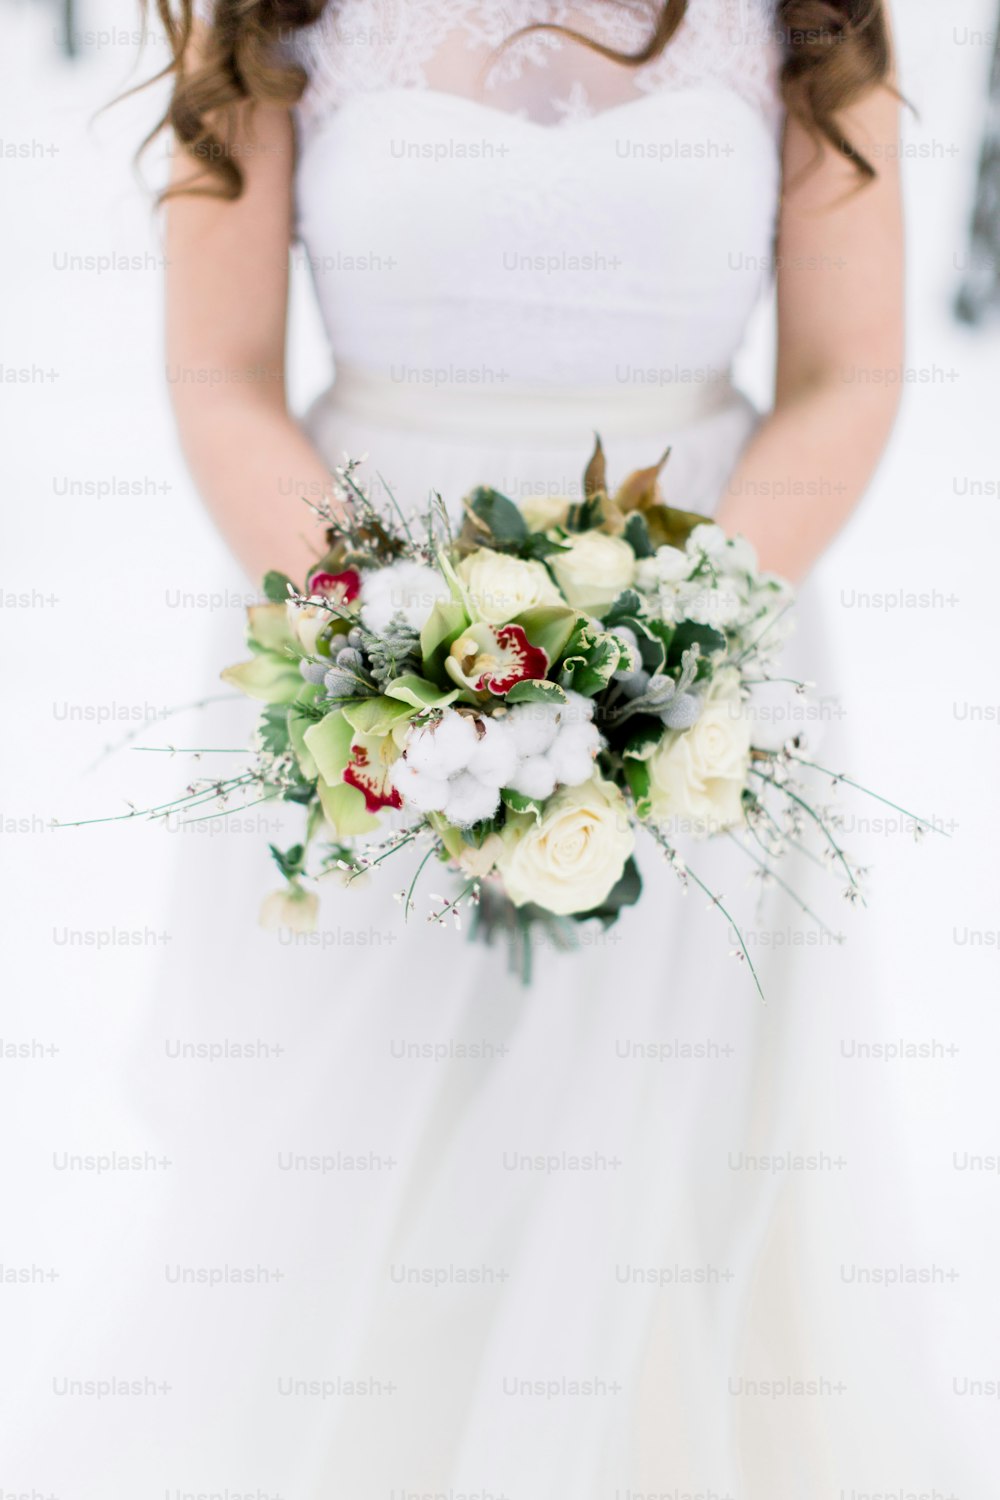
xmin=405 ymin=710 xmax=478 ymax=777
xmin=548 ymin=743 xmax=597 ymax=787
xmin=557 ymin=690 xmax=597 ymax=727
xmin=444 ymin=772 xmax=502 ymax=828
xmin=548 ymin=721 xmax=600 ymax=787
xmin=507 ymin=702 xmax=560 ymax=758
xmin=466 ymin=716 xmax=518 ymax=788
xmin=359 ymin=561 xmax=450 ymax=635
xmin=391 ymin=761 xmax=450 ymax=813
xmin=509 ymin=755 xmax=557 ymax=801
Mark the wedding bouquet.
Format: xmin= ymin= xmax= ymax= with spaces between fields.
xmin=71 ymin=442 xmax=933 ymax=989
xmin=198 ymin=440 xmax=928 ymax=988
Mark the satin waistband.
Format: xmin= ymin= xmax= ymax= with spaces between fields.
xmin=311 ymin=362 xmax=741 ymax=443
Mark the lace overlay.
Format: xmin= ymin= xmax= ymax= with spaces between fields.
xmin=282 ymin=0 xmax=783 ymax=138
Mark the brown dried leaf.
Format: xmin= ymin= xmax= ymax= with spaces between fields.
xmin=583 ymin=434 xmax=607 ymax=501
xmin=613 ymin=447 xmax=672 ymax=515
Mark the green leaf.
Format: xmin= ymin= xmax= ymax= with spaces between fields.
xmin=623 ymin=722 xmax=664 ymax=760
xmin=420 ymin=598 xmax=469 ymax=678
xmin=565 ymin=494 xmax=606 ymax=533
xmin=624 ymin=758 xmax=653 ymax=819
xmin=558 ymin=619 xmax=622 ymax=697
xmin=500 ymin=788 xmax=544 ymax=822
xmin=262 ymin=570 xmax=296 ymax=604
xmin=521 ymin=532 xmax=571 ymax=561
xmin=220 ymin=653 xmax=301 ymax=704
xmin=503 ymin=679 xmax=567 ymax=705
xmin=603 ymin=590 xmax=645 ymax=628
xmin=303 ymin=710 xmax=354 ymax=785
xmin=667 ymin=620 xmax=727 ymax=669
xmin=468 ymin=487 xmax=529 ymax=547
xmin=572 ymin=856 xmax=643 ymax=927
xmin=383 ymin=674 xmax=460 ymax=711
xmin=513 ymin=604 xmax=578 ymax=664
xmin=623 ymin=513 xmax=655 ymax=559
xmin=288 ymin=685 xmax=323 ymax=779
xmin=258 ymin=702 xmax=290 ymax=757
xmin=342 ymin=695 xmax=416 ymax=736
xmin=269 ymin=841 xmax=305 ymax=880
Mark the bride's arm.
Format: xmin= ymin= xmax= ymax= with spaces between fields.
xmin=165 ymin=60 xmax=335 ymax=586
xmin=715 ymin=77 xmax=904 ymax=583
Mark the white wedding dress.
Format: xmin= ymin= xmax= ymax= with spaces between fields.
xmin=14 ymin=3 xmax=959 ymax=1496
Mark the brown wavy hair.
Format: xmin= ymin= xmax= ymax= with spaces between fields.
xmin=140 ymin=0 xmax=894 ymax=201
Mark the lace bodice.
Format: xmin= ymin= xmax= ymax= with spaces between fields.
xmin=195 ymin=1 xmax=785 ymax=399
xmin=291 ymin=0 xmax=783 ymax=138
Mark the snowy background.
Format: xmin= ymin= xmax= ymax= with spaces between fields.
xmin=1 ymin=0 xmax=999 ymax=1493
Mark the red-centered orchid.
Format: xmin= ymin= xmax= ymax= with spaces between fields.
xmin=288 ymin=569 xmax=363 ymax=655
xmin=445 ymin=622 xmax=548 ymax=697
xmin=343 ymin=732 xmax=403 ymax=813
xmin=307 ymin=569 xmax=362 ymax=605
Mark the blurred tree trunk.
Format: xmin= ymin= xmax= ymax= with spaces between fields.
xmin=956 ymin=16 xmax=1000 ymax=323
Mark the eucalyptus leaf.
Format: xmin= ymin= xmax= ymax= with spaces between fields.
xmin=262 ymin=570 xmax=296 ymax=604
xmin=467 ymin=487 xmax=529 ymax=547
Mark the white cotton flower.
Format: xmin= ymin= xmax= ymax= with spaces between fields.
xmin=506 ymin=701 xmax=561 ymax=758
xmin=508 ymin=755 xmax=558 ymax=801
xmin=465 ymin=715 xmax=519 ymax=787
xmin=391 ymin=708 xmax=514 ymax=828
xmin=389 ymin=760 xmax=450 ymax=813
xmin=548 ymin=721 xmax=602 ymax=786
xmin=504 ymin=692 xmax=601 ymax=798
xmin=442 ymin=771 xmax=502 ymax=828
xmin=406 ymin=708 xmax=478 ymax=776
xmin=359 ymin=560 xmax=450 ymax=635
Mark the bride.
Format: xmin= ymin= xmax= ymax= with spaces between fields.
xmin=144 ymin=0 xmax=904 ymax=1494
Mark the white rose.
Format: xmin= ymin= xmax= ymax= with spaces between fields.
xmin=497 ymin=776 xmax=634 ymax=916
xmin=458 ymin=548 xmax=563 ymax=625
xmin=550 ymin=532 xmax=636 ymax=614
xmin=520 ymin=494 xmax=572 ymax=533
xmin=647 ymin=670 xmax=750 ymax=836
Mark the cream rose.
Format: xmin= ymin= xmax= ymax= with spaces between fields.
xmin=646 ymin=670 xmax=750 ymax=836
xmin=458 ymin=548 xmax=564 ymax=625
xmin=520 ymin=494 xmax=572 ymax=532
xmin=496 ymin=776 xmax=634 ymax=916
xmin=550 ymin=531 xmax=636 ymax=614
